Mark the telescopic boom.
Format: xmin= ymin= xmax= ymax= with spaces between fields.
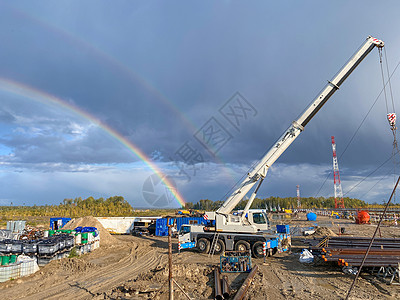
xmin=216 ymin=36 xmax=384 ymax=217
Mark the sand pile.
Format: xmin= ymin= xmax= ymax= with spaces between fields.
xmin=312 ymin=226 xmax=337 ymax=237
xmin=63 ymin=216 xmax=118 ymax=246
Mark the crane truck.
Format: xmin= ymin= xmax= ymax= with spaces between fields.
xmin=178 ymin=36 xmax=384 ymax=258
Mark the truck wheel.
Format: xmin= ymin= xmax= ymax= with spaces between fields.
xmin=235 ymin=240 xmax=250 ymax=252
xmin=212 ymin=239 xmax=225 ymax=255
xmin=252 ymin=241 xmax=265 ymax=258
xmin=272 ymin=247 xmax=278 ymax=255
xmin=197 ymin=238 xmax=210 ymax=253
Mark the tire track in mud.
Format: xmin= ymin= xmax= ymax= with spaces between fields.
xmin=268 ymin=261 xmax=320 ymax=298
xmin=0 ymin=239 xmax=160 ymax=300
xmin=81 ymin=251 xmax=160 ymax=294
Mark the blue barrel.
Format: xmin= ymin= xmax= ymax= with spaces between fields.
xmin=306 ymin=212 xmax=317 ymax=221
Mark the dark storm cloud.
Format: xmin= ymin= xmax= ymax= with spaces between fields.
xmin=0 ymin=124 xmax=137 ymax=166
xmin=0 ymin=1 xmax=400 ymax=205
xmin=0 ymin=1 xmax=390 ymax=169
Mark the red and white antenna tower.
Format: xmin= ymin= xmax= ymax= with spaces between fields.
xmin=331 ymin=136 xmax=345 ymax=209
xmin=296 ymin=185 xmax=301 ymax=208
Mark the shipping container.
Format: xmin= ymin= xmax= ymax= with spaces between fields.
xmin=155 ymin=217 xmax=206 ymax=236
xmin=176 ymin=217 xmax=206 ymax=231
xmin=96 ymin=217 xmax=160 ymax=234
xmin=49 ymin=218 xmax=71 ymax=230
xmin=155 ymin=218 xmax=168 ymax=236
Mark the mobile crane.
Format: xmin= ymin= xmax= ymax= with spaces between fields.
xmin=179 ymin=36 xmax=384 ymax=257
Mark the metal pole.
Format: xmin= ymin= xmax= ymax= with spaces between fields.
xmin=221 ymin=275 xmax=230 ymax=299
xmin=345 ymin=175 xmax=400 ymax=300
xmin=168 ymin=219 xmax=174 ymax=300
xmin=173 ymin=279 xmax=192 ymax=300
xmin=263 ymin=242 xmax=266 ymax=264
xmin=214 ymin=267 xmax=223 ymax=300
xmin=232 ymin=264 xmax=259 ymax=300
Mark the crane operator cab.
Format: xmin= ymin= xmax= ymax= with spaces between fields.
xmin=178 ymin=224 xmax=191 ymax=244
xmin=244 ymin=211 xmax=270 ymax=231
xmin=178 ymin=224 xmax=204 ymax=244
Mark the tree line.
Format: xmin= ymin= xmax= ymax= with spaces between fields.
xmin=184 ymin=196 xmax=381 ymax=211
xmin=0 ymin=196 xmax=134 ymax=218
xmin=1 ymin=195 xmax=398 ymax=219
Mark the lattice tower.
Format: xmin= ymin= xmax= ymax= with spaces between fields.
xmin=296 ymin=185 xmax=301 ymax=208
xmin=332 ymin=136 xmax=344 ymax=209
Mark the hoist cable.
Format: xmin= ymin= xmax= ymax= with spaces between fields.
xmin=378 ymin=47 xmax=399 ymax=203
xmin=343 ymin=47 xmax=400 ymax=199
xmin=379 ymin=48 xmax=389 ymax=114
xmin=384 ymin=47 xmax=396 ymax=113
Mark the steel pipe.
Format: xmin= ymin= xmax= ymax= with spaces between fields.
xmin=233 ymin=265 xmax=259 ymax=300
xmin=221 ymin=275 xmax=230 ymax=299
xmin=214 ymin=267 xmax=223 ymax=300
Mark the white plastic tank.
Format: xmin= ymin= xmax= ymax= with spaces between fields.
xmin=88 ymin=233 xmax=94 ymax=243
xmin=18 ymin=255 xmax=39 ymax=277
xmin=0 ymin=264 xmax=20 ymax=282
xmin=75 ymin=233 xmax=81 ymax=245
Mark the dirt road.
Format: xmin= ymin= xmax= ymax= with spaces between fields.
xmin=0 ymin=237 xmax=164 ymax=299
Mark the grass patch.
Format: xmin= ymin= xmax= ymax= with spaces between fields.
xmin=68 ymin=247 xmax=79 ymax=258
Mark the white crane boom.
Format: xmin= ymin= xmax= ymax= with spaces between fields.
xmin=216 ymin=36 xmax=384 ymax=217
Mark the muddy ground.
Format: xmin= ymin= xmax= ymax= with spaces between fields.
xmin=0 ymin=214 xmax=399 ymax=299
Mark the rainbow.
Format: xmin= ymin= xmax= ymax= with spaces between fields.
xmin=8 ymin=5 xmax=199 ymax=134
xmin=0 ymin=77 xmax=186 ymax=207
xmin=8 ymin=6 xmax=238 ymax=177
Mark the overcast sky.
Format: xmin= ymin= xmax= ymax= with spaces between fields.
xmin=1 ymin=1 xmax=400 ymax=208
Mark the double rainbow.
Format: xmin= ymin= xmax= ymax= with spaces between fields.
xmin=0 ymin=78 xmax=186 ymax=207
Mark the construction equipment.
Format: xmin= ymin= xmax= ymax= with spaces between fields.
xmin=207 ymin=35 xmax=383 ymax=234
xmin=331 ymin=211 xmax=340 ymax=219
xmin=178 ymin=36 xmax=384 ymax=257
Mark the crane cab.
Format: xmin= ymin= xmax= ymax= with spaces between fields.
xmin=247 ymin=211 xmax=270 ymax=231
xmin=209 ymin=210 xmax=270 ymax=233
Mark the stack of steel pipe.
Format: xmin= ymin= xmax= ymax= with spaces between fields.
xmin=322 ymin=254 xmax=400 ymax=267
xmin=214 ymin=267 xmax=223 ymax=300
xmin=215 ymin=267 xmax=231 ymax=300
xmin=307 ymin=236 xmax=400 ymax=248
xmin=307 ymin=236 xmax=400 ymax=268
